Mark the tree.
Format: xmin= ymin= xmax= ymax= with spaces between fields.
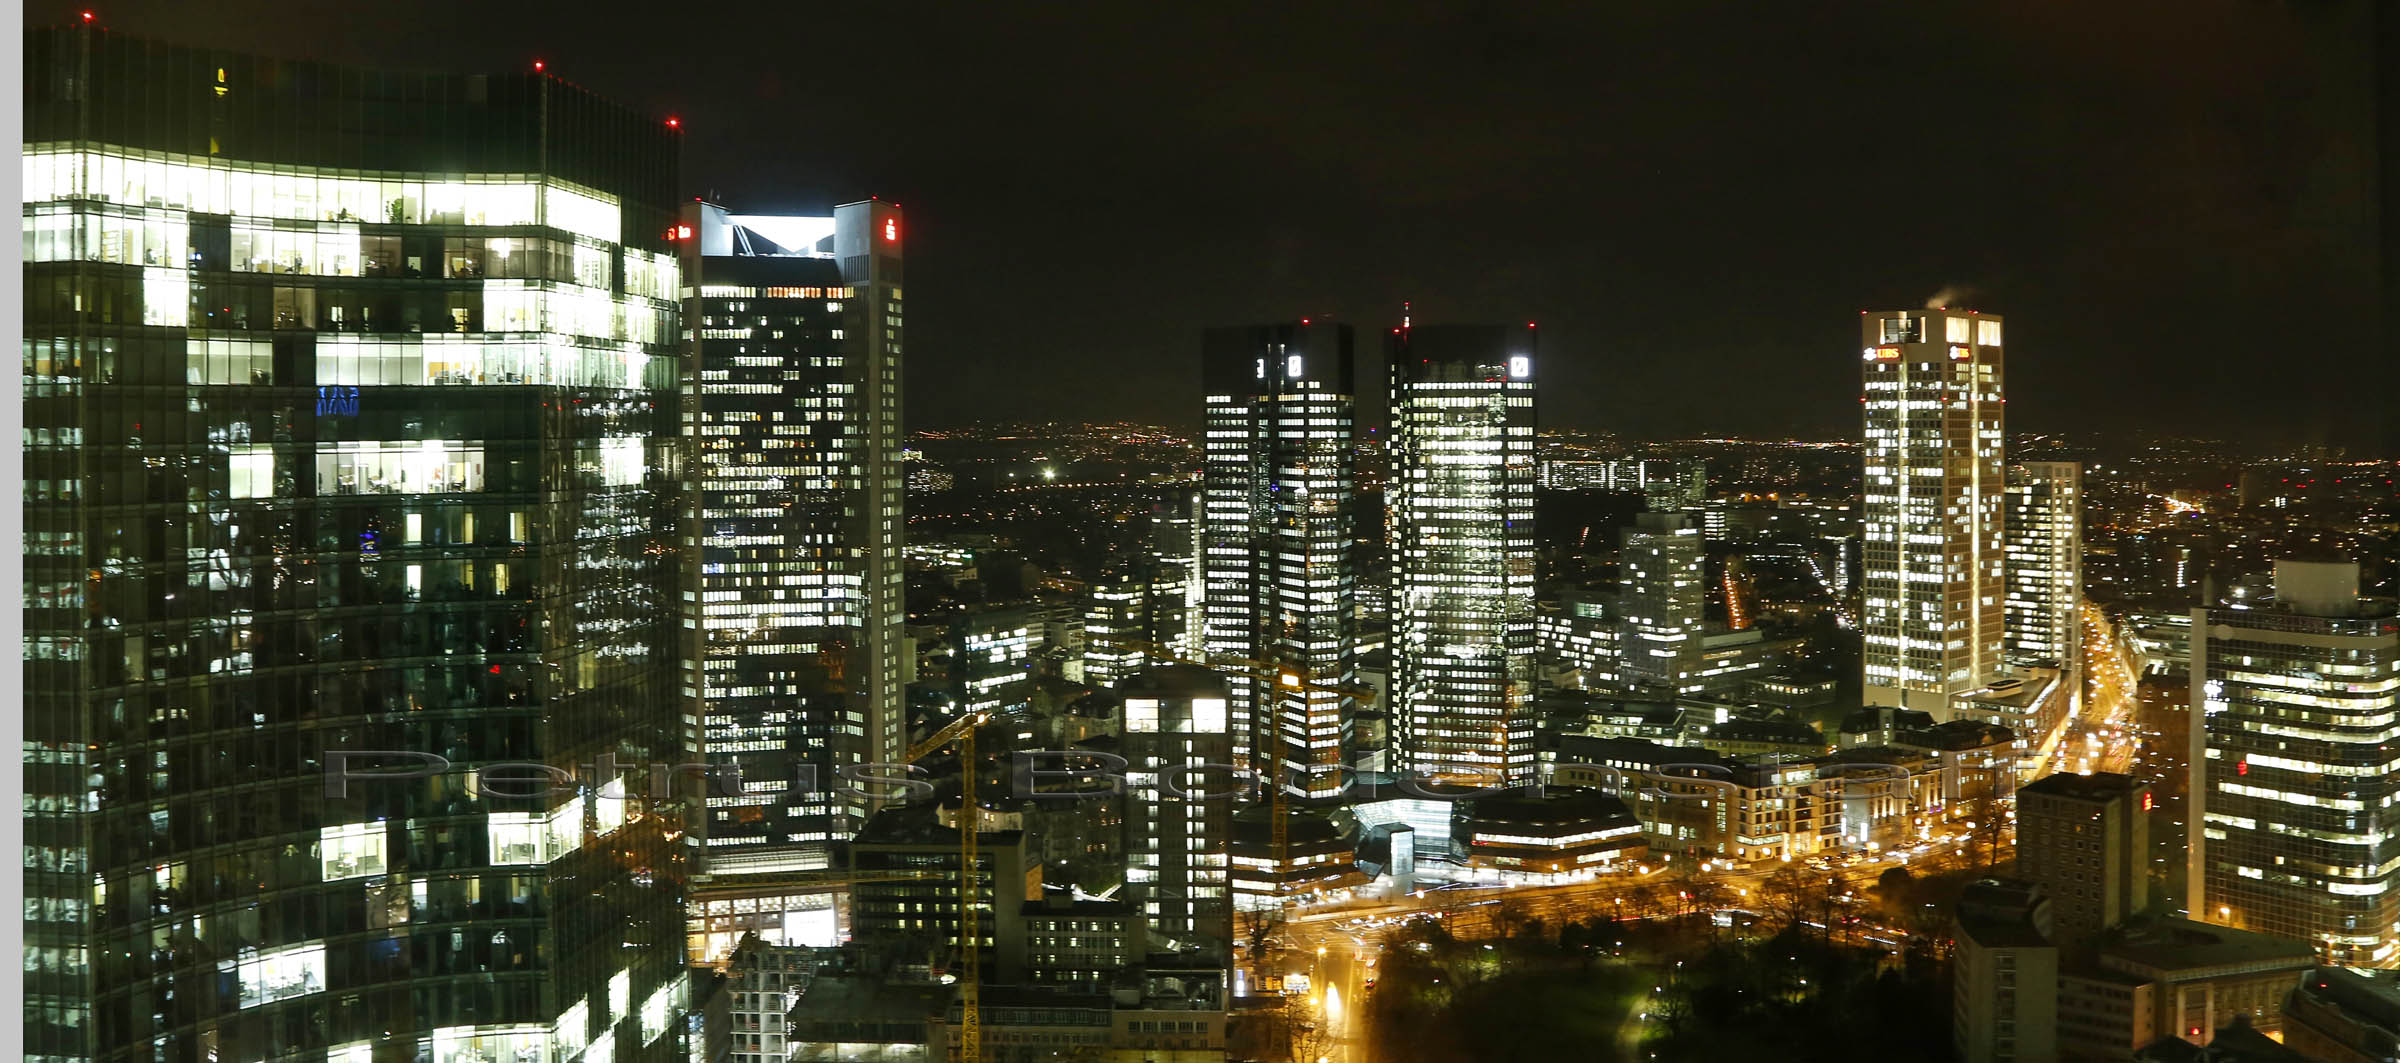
xmin=1758 ymin=864 xmax=1814 ymax=933
xmin=1491 ymin=897 xmax=1534 ymax=941
xmin=1961 ymin=793 xmax=2011 ymax=872
xmin=1872 ymin=866 xmax=1918 ymax=922
xmin=1619 ymin=881 xmax=1666 ymax=923
xmin=1244 ymin=906 xmax=1287 ymax=964
xmin=1815 ymin=871 xmax=1853 ymax=943
xmin=1286 ymin=996 xmax=1337 ymax=1063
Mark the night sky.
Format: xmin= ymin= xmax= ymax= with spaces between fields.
xmin=37 ymin=1 xmax=2395 ymax=448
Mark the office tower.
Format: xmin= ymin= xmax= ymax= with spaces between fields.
xmin=2191 ymin=560 xmax=2400 ymax=965
xmin=2007 ymin=461 xmax=2083 ymax=700
xmin=2016 ymin=772 xmax=2151 ymax=942
xmin=1541 ymin=458 xmax=1707 ymax=511
xmin=1200 ymin=323 xmax=1358 ymax=797
xmin=1536 ymin=593 xmax=1621 ymax=689
xmin=681 ymin=200 xmax=906 ymax=873
xmin=21 ymin=26 xmax=691 ymax=1063
xmin=1082 ymin=578 xmax=1147 ymax=689
xmin=1119 ymin=665 xmax=1236 ymax=953
xmin=1618 ymin=512 xmax=1707 ymax=693
xmin=955 ymin=606 xmax=1037 ymax=716
xmin=1145 ymin=493 xmax=1204 ymax=660
xmin=1860 ymin=308 xmax=2007 ymax=714
xmin=1387 ymin=324 xmax=1538 ymax=785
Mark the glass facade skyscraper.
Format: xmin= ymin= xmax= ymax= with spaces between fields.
xmin=1860 ymin=309 xmax=2006 ymax=715
xmin=2005 ymin=460 xmax=2082 ymax=696
xmin=23 ymin=24 xmax=692 ymax=1063
xmin=1387 ymin=324 xmax=1536 ymax=785
xmin=1618 ymin=512 xmax=1706 ymax=694
xmin=679 ymin=201 xmax=906 ymax=874
xmin=1200 ymin=323 xmax=1357 ymax=798
xmin=2191 ymin=560 xmax=2400 ymax=965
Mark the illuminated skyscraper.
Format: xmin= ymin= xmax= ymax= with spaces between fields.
xmin=1083 ymin=578 xmax=1148 ymax=689
xmin=1618 ymin=512 xmax=1706 ymax=693
xmin=1859 ymin=309 xmax=2007 ymax=715
xmin=1147 ymin=492 xmax=1205 ymax=660
xmin=1387 ymin=324 xmax=1537 ymax=784
xmin=22 ymin=25 xmax=691 ymax=1062
xmin=1201 ymin=323 xmax=1357 ymax=798
xmin=680 ymin=200 xmax=907 ymax=872
xmin=2005 ymin=460 xmax=2082 ymax=701
xmin=2191 ymin=560 xmax=2400 ymax=965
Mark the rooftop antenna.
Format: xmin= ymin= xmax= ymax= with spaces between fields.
xmin=1402 ymin=300 xmax=1412 ymax=331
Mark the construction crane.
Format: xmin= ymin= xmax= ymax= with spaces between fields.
xmin=905 ymin=710 xmax=987 ymax=1061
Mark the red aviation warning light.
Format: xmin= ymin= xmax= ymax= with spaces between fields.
xmin=883 ymin=217 xmax=899 ymax=243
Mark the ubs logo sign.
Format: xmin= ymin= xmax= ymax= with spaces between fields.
xmin=316 ymin=386 xmax=360 ymax=417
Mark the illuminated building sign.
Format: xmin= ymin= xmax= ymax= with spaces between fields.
xmin=316 ymin=386 xmax=359 ymax=417
xmin=883 ymin=217 xmax=898 ymax=242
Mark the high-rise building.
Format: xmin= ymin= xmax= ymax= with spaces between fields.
xmin=2191 ymin=560 xmax=2400 ymax=965
xmin=955 ymin=606 xmax=1037 ymax=717
xmin=2016 ymin=771 xmax=2151 ymax=943
xmin=1540 ymin=458 xmax=1706 ymax=511
xmin=1860 ymin=309 xmax=2007 ymax=715
xmin=1118 ymin=665 xmax=1236 ymax=954
xmin=1145 ymin=493 xmax=1204 ymax=661
xmin=1536 ymin=593 xmax=1621 ymax=689
xmin=1387 ymin=324 xmax=1538 ymax=785
xmin=1618 ymin=512 xmax=1707 ymax=693
xmin=681 ymin=201 xmax=906 ymax=873
xmin=22 ymin=25 xmax=692 ymax=1062
xmin=1200 ymin=323 xmax=1358 ymax=797
xmin=1082 ymin=578 xmax=1147 ymax=689
xmin=2006 ymin=461 xmax=2082 ymax=699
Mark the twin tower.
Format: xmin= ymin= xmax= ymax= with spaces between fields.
xmin=1199 ymin=321 xmax=1540 ymax=794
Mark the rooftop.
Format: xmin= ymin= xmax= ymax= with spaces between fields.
xmin=855 ymin=802 xmax=1028 ymax=848
xmin=1895 ymin=719 xmax=2018 ymax=751
xmin=2289 ymin=964 xmax=2400 ymax=1038
xmin=2019 ymin=770 xmax=2144 ymax=803
xmin=2098 ymin=917 xmax=2317 ymax=979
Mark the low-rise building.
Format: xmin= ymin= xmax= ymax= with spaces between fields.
xmin=1230 ymin=807 xmax=1363 ymax=910
xmin=783 ymin=954 xmax=946 ymax=1062
xmin=1013 ymin=896 xmax=1144 ymax=993
xmin=929 ymin=970 xmax=1230 ymax=1062
xmin=1452 ymin=786 xmax=1646 ymax=882
xmin=1952 ymin=670 xmax=2068 ymax=752
xmin=1744 ymin=671 xmax=1841 ymax=711
xmin=1954 ymin=878 xmax=2060 ymax=1063
xmin=1891 ymin=719 xmax=2020 ymax=807
xmin=1551 ymin=736 xmax=1839 ymax=863
xmin=2086 ymin=918 xmax=2315 ymax=1047
xmin=1691 ymin=715 xmax=1827 ymax=759
xmin=2282 ymin=965 xmax=2400 ymax=1063
xmin=849 ymin=803 xmax=1043 ymax=982
xmin=1837 ymin=707 xmax=1938 ymax=749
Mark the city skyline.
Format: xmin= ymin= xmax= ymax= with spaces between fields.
xmin=25 ymin=1 xmax=2395 ymax=451
xmin=14 ymin=9 xmax=2400 ymax=1063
